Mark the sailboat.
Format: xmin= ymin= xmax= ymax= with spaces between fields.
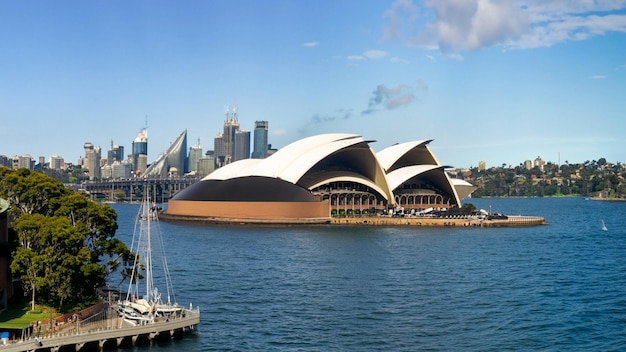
xmin=601 ymin=219 xmax=608 ymax=231
xmin=117 ymin=189 xmax=198 ymax=326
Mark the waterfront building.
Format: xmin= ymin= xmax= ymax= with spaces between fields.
xmin=132 ymin=129 xmax=148 ymax=175
xmin=143 ymin=129 xmax=188 ymax=178
xmin=166 ymin=133 xmax=470 ymax=223
xmin=252 ymin=120 xmax=269 ymax=159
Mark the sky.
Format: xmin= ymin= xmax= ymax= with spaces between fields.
xmin=1 ymin=0 xmax=625 ymax=169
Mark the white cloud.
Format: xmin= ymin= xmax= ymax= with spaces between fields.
xmin=591 ymin=75 xmax=606 ymax=79
xmin=347 ymin=55 xmax=366 ymax=61
xmin=383 ymin=0 xmax=626 ymax=53
xmin=273 ymin=128 xmax=287 ymax=136
xmin=363 ymin=50 xmax=389 ymax=59
xmin=303 ymin=41 xmax=319 ymax=47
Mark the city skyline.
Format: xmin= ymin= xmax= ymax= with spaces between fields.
xmin=1 ymin=1 xmax=625 ymax=168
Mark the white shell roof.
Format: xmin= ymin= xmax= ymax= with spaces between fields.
xmin=386 ymin=165 xmax=442 ymax=191
xmin=201 ymin=133 xmax=467 ymax=205
xmin=376 ymin=140 xmax=433 ymax=171
xmin=203 ymin=133 xmax=365 ymax=184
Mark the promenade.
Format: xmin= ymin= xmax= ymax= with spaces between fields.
xmin=1 ymin=308 xmax=200 ymax=352
xmin=330 ymin=215 xmax=547 ymax=227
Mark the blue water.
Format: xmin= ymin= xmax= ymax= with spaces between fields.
xmin=110 ymin=197 xmax=626 ymax=351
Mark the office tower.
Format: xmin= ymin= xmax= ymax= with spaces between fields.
xmin=84 ymin=143 xmax=101 ymax=180
xmin=132 ymin=129 xmax=148 ymax=175
xmin=49 ymin=155 xmax=64 ymax=170
xmin=214 ymin=107 xmax=250 ymax=167
xmin=188 ymin=141 xmax=203 ymax=173
xmin=252 ymin=121 xmax=268 ymax=159
xmin=12 ymin=155 xmax=33 ymax=170
xmin=234 ymin=130 xmax=250 ymax=161
xmin=108 ymin=141 xmax=125 ymax=165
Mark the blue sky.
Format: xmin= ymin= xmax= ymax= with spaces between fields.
xmin=1 ymin=0 xmax=625 ymax=168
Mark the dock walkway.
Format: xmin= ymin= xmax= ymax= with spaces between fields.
xmin=1 ymin=309 xmax=200 ymax=352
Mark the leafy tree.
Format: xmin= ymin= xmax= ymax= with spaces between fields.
xmin=0 ymin=167 xmax=133 ymax=310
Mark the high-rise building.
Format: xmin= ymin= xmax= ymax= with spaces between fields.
xmin=11 ymin=155 xmax=33 ymax=170
xmin=188 ymin=141 xmax=203 ymax=173
xmin=214 ymin=107 xmax=250 ymax=168
xmin=252 ymin=120 xmax=268 ymax=159
xmin=132 ymin=129 xmax=148 ymax=175
xmin=234 ymin=130 xmax=250 ymax=161
xmin=49 ymin=155 xmax=64 ymax=170
xmin=108 ymin=141 xmax=125 ymax=165
xmin=84 ymin=143 xmax=101 ymax=180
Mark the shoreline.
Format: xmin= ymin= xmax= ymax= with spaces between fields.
xmin=159 ymin=212 xmax=547 ymax=227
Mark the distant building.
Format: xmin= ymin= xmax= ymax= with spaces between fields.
xmin=49 ymin=155 xmax=65 ymax=170
xmin=84 ymin=143 xmax=101 ymax=180
xmin=234 ymin=129 xmax=250 ymax=161
xmin=478 ymin=160 xmax=486 ymax=171
xmin=534 ymin=156 xmax=545 ymax=172
xmin=214 ymin=107 xmax=250 ymax=168
xmin=112 ymin=161 xmax=132 ymax=179
xmin=188 ymin=142 xmax=203 ymax=174
xmin=132 ymin=129 xmax=148 ymax=175
xmin=0 ymin=155 xmax=10 ymax=168
xmin=252 ymin=120 xmax=269 ymax=159
xmin=198 ymin=151 xmax=216 ymax=176
xmin=524 ymin=159 xmax=532 ymax=170
xmin=12 ymin=155 xmax=34 ymax=170
xmin=108 ymin=142 xmax=125 ymax=165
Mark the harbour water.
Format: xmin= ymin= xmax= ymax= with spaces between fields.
xmin=110 ymin=197 xmax=626 ymax=351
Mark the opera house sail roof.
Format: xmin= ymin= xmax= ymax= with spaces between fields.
xmin=165 ymin=133 xmax=472 ymax=223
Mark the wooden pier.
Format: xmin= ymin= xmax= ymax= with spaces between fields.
xmin=1 ymin=309 xmax=199 ymax=352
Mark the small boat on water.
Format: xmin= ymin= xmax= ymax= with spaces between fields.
xmin=601 ymin=219 xmax=608 ymax=231
xmin=116 ymin=190 xmax=198 ymax=326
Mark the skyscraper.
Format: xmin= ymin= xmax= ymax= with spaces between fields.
xmin=84 ymin=143 xmax=101 ymax=180
xmin=188 ymin=140 xmax=203 ymax=173
xmin=214 ymin=107 xmax=250 ymax=167
xmin=108 ymin=141 xmax=125 ymax=165
xmin=252 ymin=120 xmax=268 ymax=159
xmin=132 ymin=129 xmax=148 ymax=175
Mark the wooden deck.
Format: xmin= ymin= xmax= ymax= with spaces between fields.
xmin=1 ymin=309 xmax=200 ymax=352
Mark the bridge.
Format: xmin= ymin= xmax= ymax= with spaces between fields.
xmin=71 ymin=177 xmax=201 ymax=203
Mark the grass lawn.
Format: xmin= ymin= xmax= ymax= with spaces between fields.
xmin=0 ymin=299 xmax=60 ymax=329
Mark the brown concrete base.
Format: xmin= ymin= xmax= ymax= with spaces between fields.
xmin=330 ymin=216 xmax=548 ymax=227
xmin=159 ymin=212 xmax=547 ymax=227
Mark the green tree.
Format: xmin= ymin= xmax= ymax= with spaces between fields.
xmin=1 ymin=167 xmax=133 ymax=310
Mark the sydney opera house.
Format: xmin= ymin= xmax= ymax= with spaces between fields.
xmin=164 ymin=133 xmax=475 ymax=223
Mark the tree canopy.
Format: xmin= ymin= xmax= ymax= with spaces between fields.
xmin=0 ymin=167 xmax=134 ymax=311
